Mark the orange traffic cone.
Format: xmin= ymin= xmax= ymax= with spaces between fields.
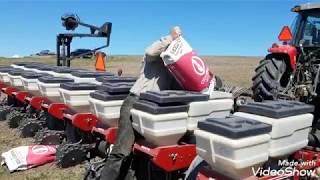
xmin=95 ymin=51 xmax=106 ymax=71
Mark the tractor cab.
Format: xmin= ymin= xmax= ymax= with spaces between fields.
xmin=290 ymin=3 xmax=320 ymax=48
xmin=266 ymin=4 xmax=320 ymax=71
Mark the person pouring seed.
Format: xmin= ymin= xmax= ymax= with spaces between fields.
xmin=99 ymin=26 xmax=183 ymax=180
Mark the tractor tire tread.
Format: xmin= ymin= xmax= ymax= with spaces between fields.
xmin=252 ymin=58 xmax=286 ymax=101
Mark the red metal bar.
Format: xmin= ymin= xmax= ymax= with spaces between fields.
xmin=29 ymin=96 xmax=48 ymax=110
xmin=41 ymin=103 xmax=49 ymax=110
xmin=91 ymin=127 xmax=105 ymax=135
xmin=15 ymin=91 xmax=29 ymax=103
xmin=3 ymin=87 xmax=17 ymax=96
xmin=294 ymin=149 xmax=320 ymax=170
xmin=47 ymin=103 xmax=69 ymax=120
xmin=25 ymin=96 xmax=31 ymax=103
xmin=133 ymin=143 xmax=196 ymax=172
xmin=91 ymin=127 xmax=117 ymax=144
xmin=104 ymin=127 xmax=117 ymax=144
xmin=64 ymin=113 xmax=73 ymax=120
xmin=0 ymin=83 xmax=7 ymax=89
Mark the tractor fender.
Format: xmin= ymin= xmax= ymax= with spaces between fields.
xmin=268 ymin=44 xmax=297 ymax=70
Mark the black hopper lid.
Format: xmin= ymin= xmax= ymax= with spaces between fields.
xmin=60 ymin=82 xmax=98 ymax=90
xmin=98 ymin=82 xmax=135 ymax=93
xmin=21 ymin=72 xmax=50 ymax=79
xmin=140 ymin=90 xmax=209 ymax=104
xmin=132 ymin=99 xmax=189 ymax=114
xmin=71 ymin=71 xmax=114 ymax=78
xmin=238 ymin=100 xmax=315 ymax=118
xmin=90 ymin=90 xmax=128 ymax=101
xmin=198 ymin=115 xmax=272 ymax=139
xmin=38 ymin=76 xmax=74 ymax=83
xmin=96 ymin=76 xmax=137 ymax=83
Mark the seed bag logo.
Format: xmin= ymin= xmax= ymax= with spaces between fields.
xmin=191 ymin=56 xmax=206 ymax=76
xmin=31 ymin=145 xmax=49 ymax=155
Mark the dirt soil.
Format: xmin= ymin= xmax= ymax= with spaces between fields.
xmin=0 ymin=55 xmax=260 ymax=179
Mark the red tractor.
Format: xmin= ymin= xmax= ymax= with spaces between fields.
xmin=252 ymin=3 xmax=320 ymax=147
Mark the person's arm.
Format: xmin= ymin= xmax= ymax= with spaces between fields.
xmin=145 ymin=35 xmax=173 ymax=62
xmin=145 ymin=26 xmax=182 ymax=62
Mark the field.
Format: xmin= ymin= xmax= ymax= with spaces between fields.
xmin=0 ymin=55 xmax=260 ymax=179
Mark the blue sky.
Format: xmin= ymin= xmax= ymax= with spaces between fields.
xmin=0 ymin=0 xmax=316 ymax=57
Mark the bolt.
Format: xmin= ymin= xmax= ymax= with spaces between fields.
xmin=169 ymin=153 xmax=177 ymax=161
xmin=85 ymin=118 xmax=92 ymax=124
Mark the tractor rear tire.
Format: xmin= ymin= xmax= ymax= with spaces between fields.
xmin=252 ymin=58 xmax=287 ymax=101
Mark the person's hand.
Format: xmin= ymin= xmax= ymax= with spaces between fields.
xmin=170 ymin=26 xmax=182 ymax=40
